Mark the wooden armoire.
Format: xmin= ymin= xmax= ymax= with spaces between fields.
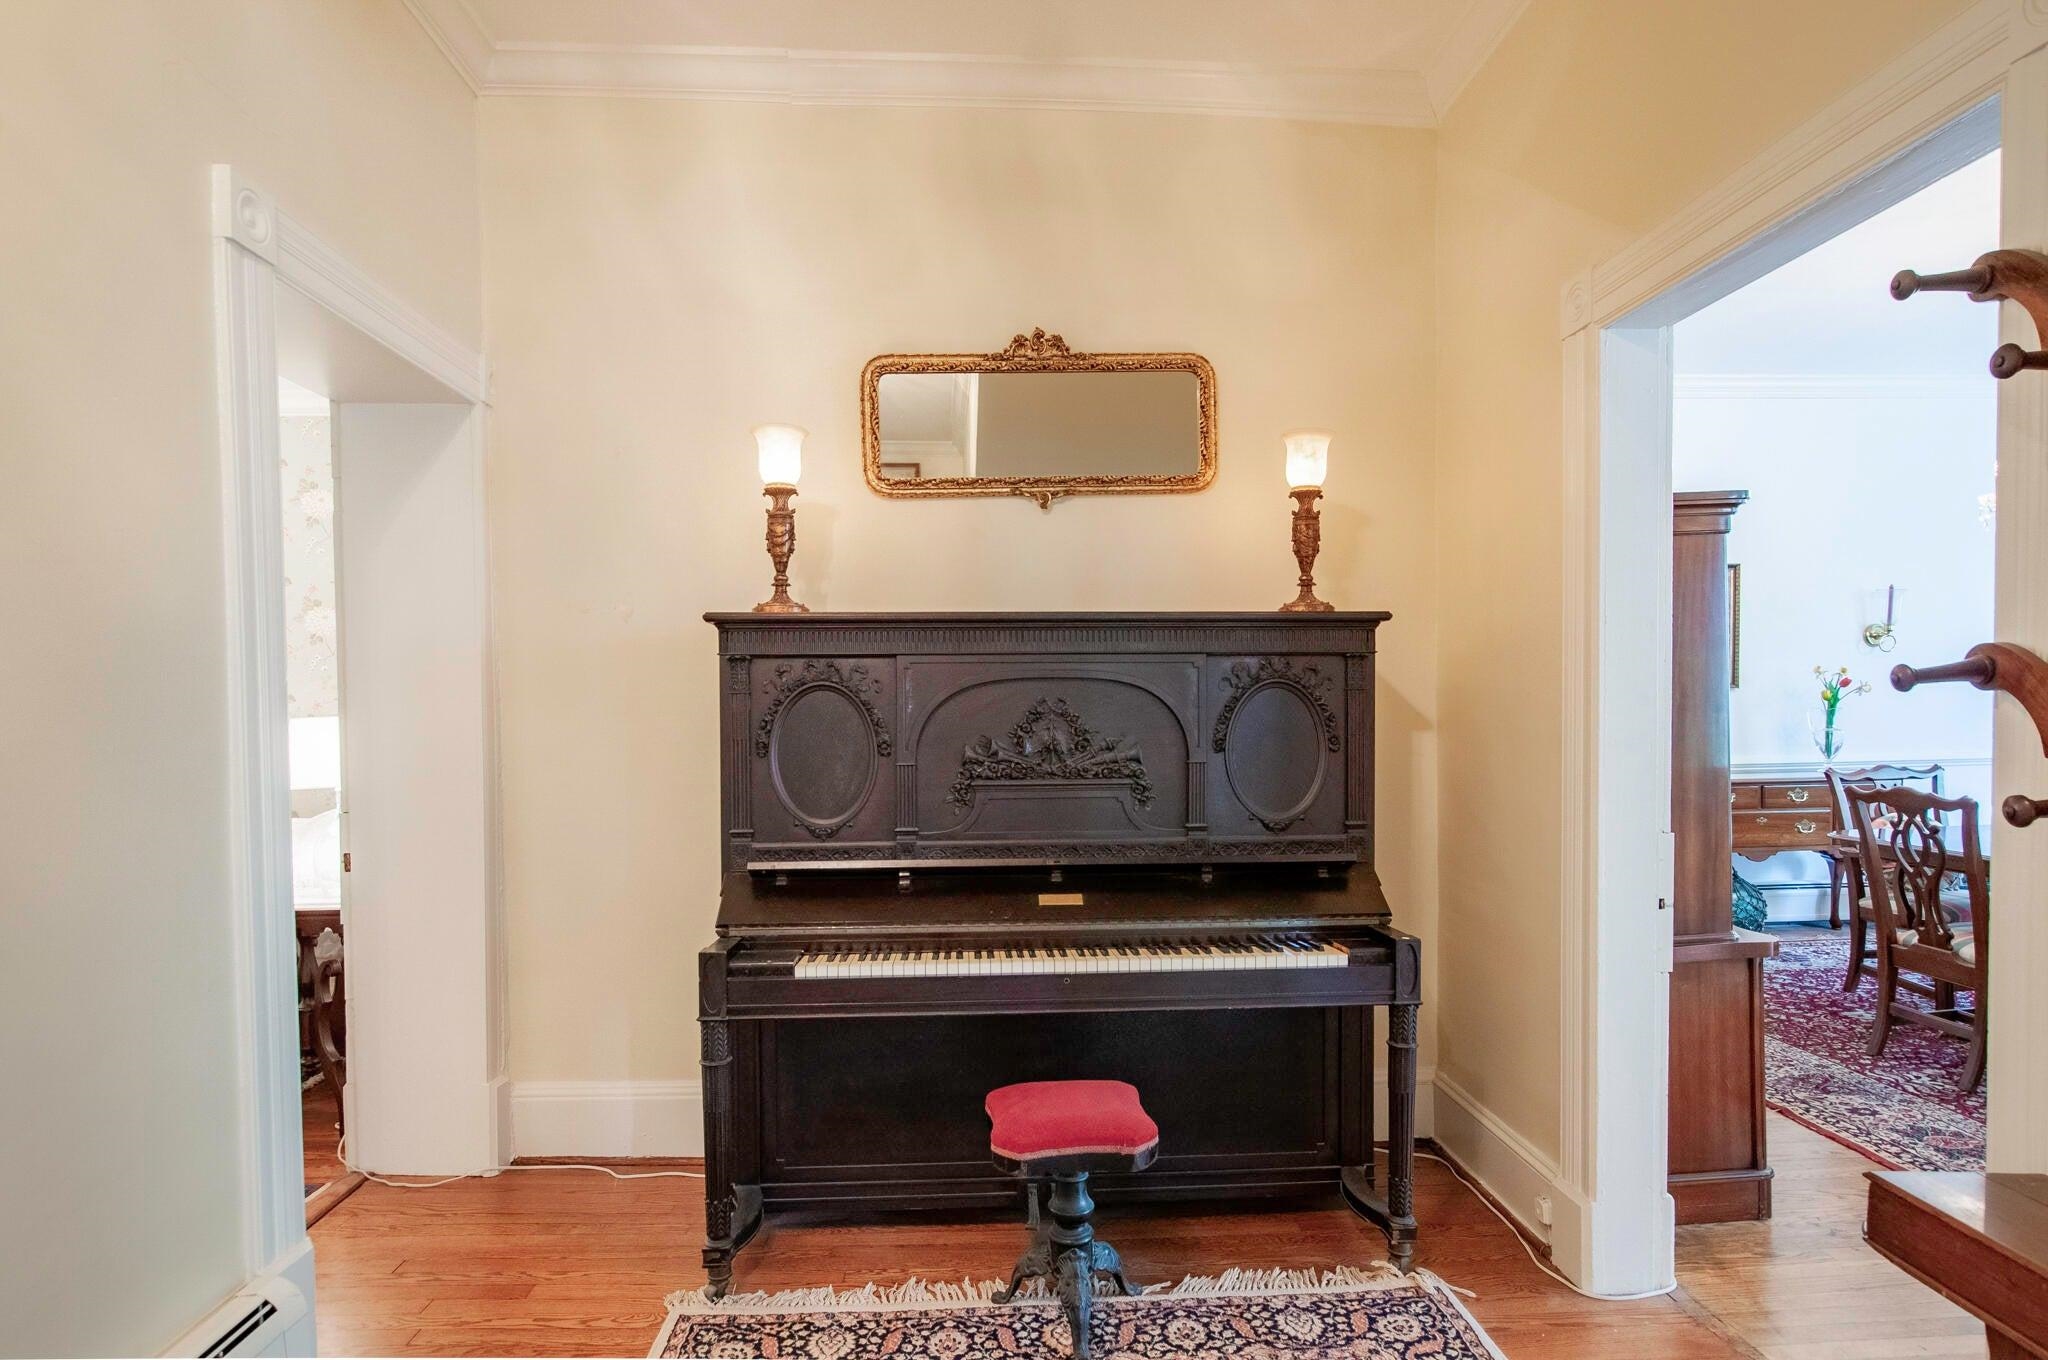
xmin=1669 ymin=491 xmax=1776 ymax=1223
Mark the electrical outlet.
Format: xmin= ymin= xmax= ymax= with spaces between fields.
xmin=1534 ymin=1194 xmax=1554 ymax=1227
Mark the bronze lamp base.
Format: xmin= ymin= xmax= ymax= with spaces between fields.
xmin=1279 ymin=486 xmax=1333 ymax=612
xmin=754 ymin=484 xmax=809 ymax=613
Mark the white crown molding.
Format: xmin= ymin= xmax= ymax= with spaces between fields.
xmin=494 ymin=43 xmax=1432 ymax=125
xmin=1674 ymin=372 xmax=1989 ymax=400
xmin=399 ymin=0 xmax=488 ymax=93
xmin=1422 ymin=0 xmax=1531 ymax=120
xmin=400 ymin=0 xmax=1455 ymax=125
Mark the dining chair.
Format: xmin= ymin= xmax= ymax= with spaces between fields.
xmin=1824 ymin=763 xmax=1944 ymax=991
xmin=1845 ymin=782 xmax=1986 ymax=1094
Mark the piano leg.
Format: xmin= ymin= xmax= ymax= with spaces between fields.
xmin=1385 ymin=1002 xmax=1418 ymax=1268
xmin=1339 ymin=1002 xmax=1419 ymax=1271
xmin=699 ymin=1016 xmax=762 ymax=1297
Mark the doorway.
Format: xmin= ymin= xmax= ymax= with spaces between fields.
xmin=278 ymin=376 xmax=353 ymax=1218
xmin=212 ymin=166 xmax=501 ymax=1319
xmin=1672 ymin=153 xmax=1998 ymax=1183
xmin=1554 ymin=35 xmax=2048 ymax=1288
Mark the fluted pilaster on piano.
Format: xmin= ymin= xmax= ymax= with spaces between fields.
xmin=1344 ymin=652 xmax=1373 ymax=855
xmin=723 ymin=655 xmax=752 ymax=850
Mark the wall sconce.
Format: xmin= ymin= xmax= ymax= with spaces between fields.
xmin=1278 ymin=430 xmax=1334 ymax=613
xmin=752 ymin=424 xmax=809 ymax=614
xmin=1862 ymin=584 xmax=1900 ymax=652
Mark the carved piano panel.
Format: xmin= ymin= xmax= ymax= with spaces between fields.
xmin=714 ymin=613 xmax=1387 ymax=872
xmin=910 ymin=659 xmax=1196 ymax=843
xmin=747 ymin=658 xmax=897 ymax=848
xmin=1207 ymin=656 xmax=1348 ymax=838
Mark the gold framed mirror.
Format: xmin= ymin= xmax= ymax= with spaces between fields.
xmin=860 ymin=330 xmax=1217 ymax=509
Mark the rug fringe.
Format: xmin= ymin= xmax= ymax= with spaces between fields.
xmin=662 ymin=1263 xmax=1424 ymax=1316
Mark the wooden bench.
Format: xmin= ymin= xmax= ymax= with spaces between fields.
xmin=1865 ymin=1171 xmax=2048 ymax=1358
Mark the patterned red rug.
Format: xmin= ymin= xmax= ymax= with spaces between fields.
xmin=652 ymin=1269 xmax=1506 ymax=1359
xmin=1764 ymin=933 xmax=1985 ymax=1170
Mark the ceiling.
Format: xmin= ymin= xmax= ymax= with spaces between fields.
xmin=401 ymin=0 xmax=1529 ymax=125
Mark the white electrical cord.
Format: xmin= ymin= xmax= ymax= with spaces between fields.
xmin=332 ymin=1132 xmax=705 ymax=1189
xmin=326 ymin=1135 xmax=1667 ymax=1301
xmin=1414 ymin=1151 xmax=1674 ymax=1302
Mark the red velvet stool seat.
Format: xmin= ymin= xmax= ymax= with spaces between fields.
xmin=986 ymin=1080 xmax=1157 ymax=1359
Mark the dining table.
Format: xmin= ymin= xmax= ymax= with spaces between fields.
xmin=1826 ymin=828 xmax=1992 ymax=873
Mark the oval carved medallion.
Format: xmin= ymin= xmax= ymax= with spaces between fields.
xmin=769 ymin=686 xmax=880 ymax=835
xmin=1220 ymin=683 xmax=1327 ymax=832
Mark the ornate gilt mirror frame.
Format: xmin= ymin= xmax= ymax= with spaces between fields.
xmin=860 ymin=329 xmax=1218 ymax=509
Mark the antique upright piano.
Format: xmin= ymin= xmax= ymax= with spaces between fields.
xmin=698 ymin=612 xmax=1421 ymax=1295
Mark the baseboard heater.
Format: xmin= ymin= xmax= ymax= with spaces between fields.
xmin=166 ymin=1271 xmax=307 ymax=1357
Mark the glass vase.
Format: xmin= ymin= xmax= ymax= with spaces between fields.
xmin=1808 ymin=706 xmax=1848 ymax=762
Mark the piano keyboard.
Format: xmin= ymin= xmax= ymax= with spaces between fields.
xmin=793 ymin=936 xmax=1349 ymax=979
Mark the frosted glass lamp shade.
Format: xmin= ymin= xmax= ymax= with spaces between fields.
xmin=1283 ymin=430 xmax=1331 ymax=488
xmin=754 ymin=423 xmax=806 ymax=486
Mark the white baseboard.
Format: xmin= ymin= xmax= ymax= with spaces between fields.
xmin=509 ymin=1079 xmax=704 ymax=1158
xmin=1429 ymin=1071 xmax=1565 ymax=1252
xmin=509 ymin=1072 xmax=1433 ymax=1159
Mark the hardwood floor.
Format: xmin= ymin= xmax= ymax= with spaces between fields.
xmin=1676 ymin=1115 xmax=1983 ymax=1359
xmin=313 ymin=1126 xmax=1922 ymax=1359
xmin=304 ymin=1076 xmax=346 ymax=1189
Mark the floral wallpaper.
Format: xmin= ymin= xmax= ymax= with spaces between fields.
xmin=280 ymin=413 xmax=337 ymax=719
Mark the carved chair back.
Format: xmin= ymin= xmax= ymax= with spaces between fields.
xmin=1825 ymin=763 xmax=1945 ymax=835
xmin=1845 ymin=782 xmax=1985 ymax=962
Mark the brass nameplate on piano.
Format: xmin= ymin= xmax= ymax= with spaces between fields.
xmin=1038 ymin=892 xmax=1085 ymax=906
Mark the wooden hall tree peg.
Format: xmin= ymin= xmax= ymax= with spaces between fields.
xmin=1892 ymin=248 xmax=2048 ymax=380
xmin=1892 ymin=642 xmax=2048 ymax=828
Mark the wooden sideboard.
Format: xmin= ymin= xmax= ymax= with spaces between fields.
xmin=1732 ymin=775 xmax=1835 ymax=857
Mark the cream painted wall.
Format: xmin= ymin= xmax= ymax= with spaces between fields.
xmin=1432 ymin=0 xmax=1977 ymax=1164
xmin=478 ymin=100 xmax=1441 ymax=1091
xmin=0 ymin=3 xmax=478 ymax=1353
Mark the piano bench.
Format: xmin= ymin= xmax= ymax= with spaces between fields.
xmin=987 ymin=1081 xmax=1157 ymax=1360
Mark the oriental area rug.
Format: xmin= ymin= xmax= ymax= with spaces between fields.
xmin=1764 ymin=934 xmax=1986 ymax=1170
xmin=651 ymin=1268 xmax=1506 ymax=1360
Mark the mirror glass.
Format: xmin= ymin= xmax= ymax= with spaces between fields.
xmin=874 ymin=371 xmax=1204 ymax=481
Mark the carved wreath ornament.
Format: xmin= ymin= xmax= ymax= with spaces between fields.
xmin=948 ymin=698 xmax=1154 ymax=809
xmin=753 ymin=660 xmax=892 ymax=759
xmin=1212 ymin=657 xmax=1342 ymax=753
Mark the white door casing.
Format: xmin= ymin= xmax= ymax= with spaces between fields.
xmin=1551 ymin=0 xmax=2044 ymax=1295
xmin=212 ymin=167 xmax=496 ymax=1346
